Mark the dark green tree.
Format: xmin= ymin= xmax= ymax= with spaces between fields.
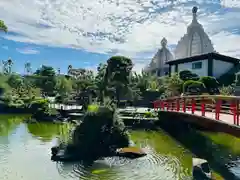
xmin=34 ymin=66 xmax=57 ymax=96
xmin=95 ymin=63 xmax=107 ymax=102
xmin=105 ymin=56 xmax=133 ymax=106
xmin=67 ymin=105 xmax=129 ymax=158
xmin=183 ymin=80 xmax=206 ymax=95
xmin=7 ymin=74 xmax=23 ymax=89
xmin=179 ymin=70 xmax=199 ymax=81
xmin=200 ymin=76 xmax=219 ymax=95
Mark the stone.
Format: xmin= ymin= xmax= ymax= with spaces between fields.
xmin=192 ymin=158 xmax=212 ymax=179
xmin=115 ymin=147 xmax=147 ymax=159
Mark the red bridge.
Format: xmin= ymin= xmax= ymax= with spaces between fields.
xmin=153 ymin=95 xmax=240 ymax=136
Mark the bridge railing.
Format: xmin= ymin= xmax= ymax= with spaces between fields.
xmin=153 ymin=95 xmax=240 ymax=126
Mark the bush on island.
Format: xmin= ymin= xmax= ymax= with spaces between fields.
xmin=183 ymin=80 xmax=206 ymax=95
xmin=66 ymin=104 xmax=130 ymax=159
xmin=30 ymin=99 xmax=52 ymax=120
xmin=200 ymin=76 xmax=220 ymax=95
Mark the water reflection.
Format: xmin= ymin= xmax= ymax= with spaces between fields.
xmin=158 ymin=119 xmax=240 ymax=179
xmin=0 ymin=115 xmax=239 ymax=180
xmin=27 ymin=122 xmax=72 ymax=142
xmin=0 ymin=115 xmax=26 ymax=136
xmin=55 ymin=146 xmax=191 ymax=180
xmin=0 ymin=117 xmax=192 ymax=180
xmin=54 ymin=130 xmax=192 ymax=180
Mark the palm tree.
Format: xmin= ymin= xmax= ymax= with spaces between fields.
xmin=0 ymin=20 xmax=7 ymax=33
xmin=7 ymin=58 xmax=13 ymax=74
xmin=2 ymin=58 xmax=12 ymax=74
xmin=24 ymin=62 xmax=32 ymax=74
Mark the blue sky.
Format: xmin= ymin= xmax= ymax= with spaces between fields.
xmin=0 ymin=0 xmax=240 ymax=74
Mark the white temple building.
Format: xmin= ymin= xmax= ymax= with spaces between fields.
xmin=144 ymin=6 xmax=240 ymax=83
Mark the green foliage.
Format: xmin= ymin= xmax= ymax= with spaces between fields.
xmin=105 ymin=56 xmax=133 ymax=84
xmin=219 ymin=85 xmax=234 ymax=96
xmin=56 ymin=76 xmax=72 ymax=96
xmin=30 ymin=99 xmax=53 ymax=119
xmin=87 ymin=104 xmax=100 ymax=112
xmin=34 ymin=66 xmax=57 ymax=96
xmin=0 ymin=20 xmax=7 ymax=32
xmin=70 ymin=105 xmax=129 ymax=157
xmin=0 ymin=54 xmax=229 ymax=110
xmin=179 ymin=70 xmax=199 ymax=81
xmin=163 ymin=73 xmax=183 ymax=97
xmin=200 ymin=76 xmax=219 ymax=94
xmin=7 ymin=74 xmax=23 ymax=89
xmin=30 ymin=99 xmax=50 ymax=111
xmin=144 ymin=111 xmax=156 ymax=118
xmin=105 ymin=56 xmax=133 ymax=106
xmin=95 ymin=63 xmax=107 ymax=102
xmin=183 ymin=80 xmax=206 ymax=95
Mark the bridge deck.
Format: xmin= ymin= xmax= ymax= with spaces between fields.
xmin=182 ymin=110 xmax=235 ymax=126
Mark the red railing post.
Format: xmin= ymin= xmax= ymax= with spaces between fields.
xmin=191 ymin=98 xmax=195 ymax=114
xmin=231 ymin=100 xmax=237 ymax=125
xmin=159 ymin=100 xmax=163 ymax=110
xmin=183 ymin=98 xmax=186 ymax=112
xmin=171 ymin=100 xmax=174 ymax=111
xmin=176 ymin=98 xmax=180 ymax=112
xmin=237 ymin=99 xmax=239 ymax=126
xmin=166 ymin=101 xmax=169 ymax=111
xmin=215 ymin=99 xmax=221 ymax=120
xmin=201 ymin=97 xmax=205 ymax=116
xmin=164 ymin=101 xmax=167 ymax=111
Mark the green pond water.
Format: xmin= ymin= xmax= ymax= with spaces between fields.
xmin=0 ymin=115 xmax=239 ymax=180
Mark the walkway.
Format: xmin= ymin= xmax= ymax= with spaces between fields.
xmin=49 ymin=103 xmax=82 ymax=110
xmin=153 ymin=95 xmax=240 ymax=127
xmin=174 ymin=110 xmax=235 ymax=125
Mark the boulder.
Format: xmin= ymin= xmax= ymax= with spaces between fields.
xmin=192 ymin=158 xmax=212 ymax=179
xmin=115 ymin=147 xmax=147 ymax=159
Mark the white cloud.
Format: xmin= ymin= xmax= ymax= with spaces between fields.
xmin=221 ymin=0 xmax=240 ymax=8
xmin=0 ymin=0 xmax=240 ymax=70
xmin=16 ymin=47 xmax=40 ymax=54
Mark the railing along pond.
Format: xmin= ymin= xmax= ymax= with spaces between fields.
xmin=153 ymin=95 xmax=240 ymax=126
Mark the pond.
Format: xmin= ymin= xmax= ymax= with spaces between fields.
xmin=0 ymin=115 xmax=239 ymax=180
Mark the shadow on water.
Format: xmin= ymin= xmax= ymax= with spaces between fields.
xmin=156 ymin=118 xmax=240 ymax=180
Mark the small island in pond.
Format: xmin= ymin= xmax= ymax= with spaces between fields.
xmin=51 ymin=104 xmax=147 ymax=162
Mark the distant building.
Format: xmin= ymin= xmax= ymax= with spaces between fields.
xmin=144 ymin=38 xmax=174 ymax=76
xmin=144 ymin=6 xmax=240 ymax=81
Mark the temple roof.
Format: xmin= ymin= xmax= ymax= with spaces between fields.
xmin=174 ymin=7 xmax=214 ymax=59
xmin=166 ymin=52 xmax=240 ymax=65
xmin=144 ymin=38 xmax=174 ymax=71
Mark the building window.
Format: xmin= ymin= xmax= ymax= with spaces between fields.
xmin=192 ymin=62 xmax=202 ymax=69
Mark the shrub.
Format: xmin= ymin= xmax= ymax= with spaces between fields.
xmin=183 ymin=80 xmax=206 ymax=95
xmin=200 ymin=76 xmax=219 ymax=95
xmin=69 ymin=105 xmax=129 ymax=158
xmin=30 ymin=99 xmax=51 ymax=119
xmin=179 ymin=70 xmax=199 ymax=81
xmin=219 ymin=85 xmax=234 ymax=96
